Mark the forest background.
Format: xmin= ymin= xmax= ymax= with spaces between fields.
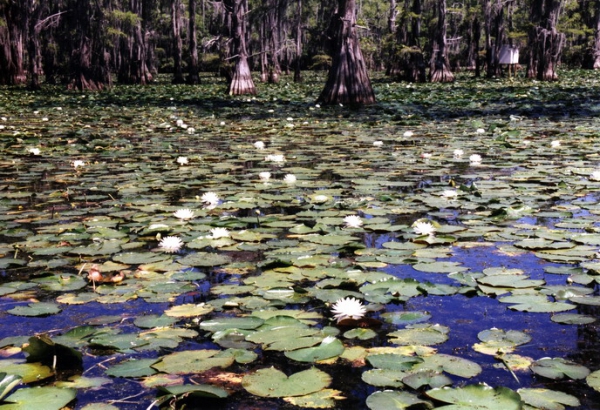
xmin=2 ymin=0 xmax=599 ymax=100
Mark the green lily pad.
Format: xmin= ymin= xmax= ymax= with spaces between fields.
xmin=366 ymin=390 xmax=432 ymax=410
xmin=242 ymin=367 xmax=331 ymax=398
xmin=151 ymin=350 xmax=234 ymax=374
xmin=105 ymin=358 xmax=158 ymax=378
xmin=283 ymin=388 xmax=344 ymax=408
xmin=517 ymin=388 xmax=580 ymax=410
xmin=164 ymin=303 xmax=214 ymax=318
xmin=177 ymin=252 xmax=231 ymax=267
xmin=7 ymin=302 xmax=61 ymax=317
xmin=472 ymin=328 xmax=531 ymax=355
xmin=530 ymin=357 xmax=590 ymax=380
xmin=388 ymin=324 xmax=449 ymax=346
xmin=156 ymin=383 xmax=229 ymax=399
xmin=587 ymin=369 xmax=600 ymax=392
xmin=380 ymin=311 xmax=431 ymax=325
xmin=0 ymin=386 xmax=76 ymax=410
xmin=426 ymin=384 xmax=521 ymax=409
xmin=0 ymin=360 xmax=53 ymax=384
xmin=284 ymin=337 xmax=345 ymax=362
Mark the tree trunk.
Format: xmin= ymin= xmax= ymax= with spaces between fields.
xmin=293 ymin=0 xmax=302 ymax=82
xmin=188 ymin=0 xmax=200 ymax=84
xmin=26 ymin=0 xmax=43 ymax=90
xmin=171 ymin=0 xmax=185 ymax=84
xmin=536 ymin=0 xmax=565 ymax=80
xmin=0 ymin=1 xmax=27 ymax=85
xmin=429 ymin=0 xmax=454 ymax=82
xmin=227 ymin=0 xmax=256 ymax=95
xmin=118 ymin=0 xmax=152 ymax=84
xmin=318 ymin=0 xmax=375 ymax=105
xmin=67 ymin=0 xmax=111 ymax=91
xmin=593 ymin=0 xmax=600 ymax=69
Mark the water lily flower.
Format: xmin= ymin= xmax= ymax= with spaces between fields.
xmin=413 ymin=221 xmax=436 ymax=236
xmin=174 ymin=208 xmax=194 ymax=221
xmin=176 ymin=119 xmax=184 ymax=127
xmin=312 ymin=194 xmax=329 ymax=203
xmin=72 ymin=160 xmax=85 ymax=168
xmin=177 ymin=156 xmax=188 ymax=166
xmin=284 ymin=174 xmax=297 ymax=184
xmin=590 ymin=171 xmax=600 ymax=181
xmin=403 ymin=131 xmax=414 ymax=137
xmin=551 ymin=140 xmax=561 ymax=148
xmin=421 ymin=153 xmax=432 ymax=160
xmin=259 ymin=171 xmax=271 ymax=181
xmin=373 ymin=141 xmax=383 ymax=147
xmin=476 ymin=128 xmax=485 ymax=134
xmin=453 ymin=149 xmax=464 ymax=158
xmin=254 ymin=141 xmax=265 ymax=150
xmin=469 ymin=154 xmax=482 ymax=164
xmin=201 ymin=192 xmax=220 ymax=208
xmin=27 ymin=147 xmax=40 ymax=155
xmin=343 ymin=215 xmax=363 ymax=228
xmin=187 ymin=127 xmax=195 ymax=134
xmin=265 ymin=154 xmax=286 ymax=163
xmin=159 ymin=236 xmax=184 ymax=253
xmin=442 ymin=189 xmax=458 ymax=199
xmin=210 ymin=227 xmax=230 ymax=239
xmin=331 ymin=297 xmax=367 ymax=322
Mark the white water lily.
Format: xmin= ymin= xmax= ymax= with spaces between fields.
xmin=343 ymin=215 xmax=363 ymax=228
xmin=476 ymin=128 xmax=485 ymax=134
xmin=254 ymin=141 xmax=265 ymax=150
xmin=176 ymin=119 xmax=184 ymax=127
xmin=453 ymin=149 xmax=464 ymax=158
xmin=187 ymin=127 xmax=195 ymax=134
xmin=421 ymin=153 xmax=432 ymax=160
xmin=159 ymin=236 xmax=184 ymax=253
xmin=72 ymin=160 xmax=85 ymax=168
xmin=312 ymin=194 xmax=329 ymax=203
xmin=176 ymin=156 xmax=188 ymax=166
xmin=442 ymin=189 xmax=458 ymax=199
xmin=373 ymin=140 xmax=383 ymax=147
xmin=413 ymin=221 xmax=436 ymax=236
xmin=265 ymin=154 xmax=286 ymax=163
xmin=551 ymin=140 xmax=561 ymax=148
xmin=283 ymin=174 xmax=297 ymax=184
xmin=210 ymin=227 xmax=230 ymax=239
xmin=331 ymin=297 xmax=367 ymax=322
xmin=469 ymin=154 xmax=482 ymax=164
xmin=201 ymin=192 xmax=219 ymax=208
xmin=174 ymin=208 xmax=194 ymax=220
xmin=403 ymin=130 xmax=414 ymax=137
xmin=28 ymin=147 xmax=40 ymax=155
xmin=259 ymin=171 xmax=271 ymax=181
xmin=590 ymin=171 xmax=600 ymax=181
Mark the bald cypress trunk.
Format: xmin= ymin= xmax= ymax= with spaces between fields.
xmin=429 ymin=0 xmax=454 ymax=82
xmin=227 ymin=0 xmax=256 ymax=95
xmin=318 ymin=0 xmax=375 ymax=105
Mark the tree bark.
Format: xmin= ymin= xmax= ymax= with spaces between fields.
xmin=67 ymin=0 xmax=111 ymax=91
xmin=537 ymin=0 xmax=565 ymax=80
xmin=318 ymin=0 xmax=375 ymax=105
xmin=593 ymin=0 xmax=600 ymax=69
xmin=226 ymin=0 xmax=256 ymax=95
xmin=0 ymin=1 xmax=27 ymax=85
xmin=293 ymin=0 xmax=302 ymax=82
xmin=429 ymin=0 xmax=454 ymax=82
xmin=118 ymin=1 xmax=152 ymax=84
xmin=171 ymin=0 xmax=185 ymax=84
xmin=188 ymin=0 xmax=201 ymax=84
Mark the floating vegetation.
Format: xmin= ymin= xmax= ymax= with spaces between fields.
xmin=1 ymin=71 xmax=600 ymax=408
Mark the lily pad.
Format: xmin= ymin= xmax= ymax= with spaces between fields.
xmin=366 ymin=390 xmax=432 ymax=410
xmin=517 ymin=388 xmax=580 ymax=410
xmin=242 ymin=367 xmax=331 ymax=398
xmin=530 ymin=357 xmax=590 ymax=380
xmin=0 ymin=386 xmax=76 ymax=410
xmin=426 ymin=384 xmax=521 ymax=409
